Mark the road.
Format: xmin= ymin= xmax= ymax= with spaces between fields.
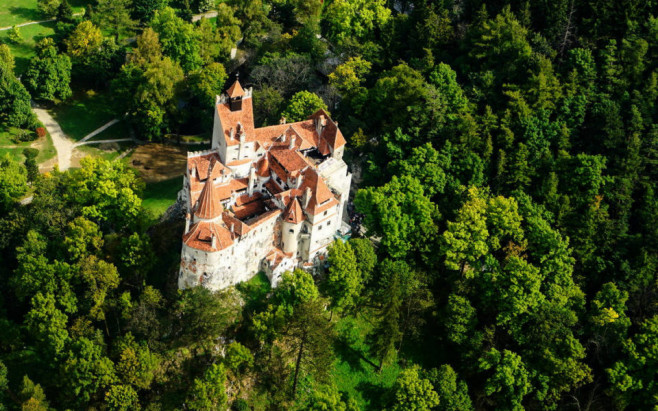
xmin=33 ymin=108 xmax=74 ymax=171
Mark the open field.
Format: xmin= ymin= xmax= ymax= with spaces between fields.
xmin=51 ymin=88 xmax=118 ymax=141
xmin=128 ymin=143 xmax=188 ymax=182
xmin=0 ymin=0 xmax=88 ymax=27
xmin=0 ymin=21 xmax=55 ymax=74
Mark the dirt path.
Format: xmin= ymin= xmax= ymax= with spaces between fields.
xmin=33 ymin=108 xmax=74 ymax=171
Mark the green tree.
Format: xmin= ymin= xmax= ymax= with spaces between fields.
xmin=63 ymin=216 xmax=103 ymax=262
xmin=24 ymin=39 xmax=72 ymax=102
xmin=253 ymin=85 xmax=285 ymax=126
xmin=390 ymin=365 xmax=440 ymax=411
xmin=224 ymin=342 xmax=253 ymax=374
xmin=0 ymin=154 xmax=28 ymax=211
xmin=478 ymin=349 xmax=531 ymax=410
xmin=25 ymin=292 xmax=70 ymax=358
xmin=19 ymin=376 xmax=50 ymax=411
xmin=131 ymin=0 xmax=168 ymax=22
xmin=355 ymin=175 xmax=438 ymax=260
xmin=151 ymin=7 xmax=203 ymax=72
xmin=114 ymin=333 xmax=158 ymax=390
xmin=94 ymin=0 xmax=136 ymax=41
xmin=187 ymin=363 xmax=228 ymax=410
xmin=65 ymin=21 xmax=103 ymax=59
xmin=105 ymin=384 xmax=139 ymax=410
xmin=329 ymin=57 xmax=372 ymax=95
xmin=430 ymin=365 xmax=473 ymax=411
xmin=607 ymin=316 xmax=658 ymax=409
xmin=23 ymin=148 xmax=39 ymax=182
xmin=61 ymin=337 xmax=117 ymax=406
xmin=37 ymin=0 xmax=61 ymax=17
xmin=0 ymin=64 xmax=36 ymax=129
xmin=324 ymin=0 xmax=391 ymax=46
xmin=187 ymin=62 xmax=228 ymax=109
xmin=324 ymin=241 xmax=362 ymax=314
xmin=348 ymin=238 xmax=377 ymax=284
xmin=281 ymin=91 xmax=328 ymax=123
xmin=175 ymin=287 xmax=241 ymax=349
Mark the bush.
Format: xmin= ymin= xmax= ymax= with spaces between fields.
xmin=8 ymin=26 xmax=23 ymax=44
xmin=23 ymin=148 xmax=39 ymax=160
xmin=12 ymin=130 xmax=36 ymax=143
xmin=36 ymin=127 xmax=47 ymax=138
xmin=231 ymin=398 xmax=249 ymax=411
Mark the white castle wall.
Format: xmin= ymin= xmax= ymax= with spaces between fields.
xmin=178 ymin=213 xmax=279 ymax=291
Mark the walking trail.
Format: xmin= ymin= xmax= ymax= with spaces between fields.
xmin=77 ymin=119 xmax=119 ymax=143
xmin=33 ymin=108 xmax=74 ymax=171
xmin=0 ymin=13 xmax=83 ymax=31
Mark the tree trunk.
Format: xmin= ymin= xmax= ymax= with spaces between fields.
xmin=291 ymin=331 xmax=307 ymax=398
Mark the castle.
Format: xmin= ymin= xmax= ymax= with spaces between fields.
xmin=178 ymin=80 xmax=352 ymax=290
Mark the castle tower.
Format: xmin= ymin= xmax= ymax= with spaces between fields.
xmin=227 ymin=79 xmax=244 ymax=112
xmin=281 ymin=197 xmax=304 ymax=256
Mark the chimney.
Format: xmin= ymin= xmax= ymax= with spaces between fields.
xmin=303 ymin=187 xmax=312 ymax=208
xmin=315 ymin=114 xmax=327 ymax=136
xmin=280 ymin=117 xmax=286 ymax=124
xmin=229 ymin=127 xmax=235 ymax=140
xmin=248 ymin=166 xmax=256 ymax=196
xmin=289 ymin=134 xmax=296 ymax=149
xmin=185 ymin=213 xmax=191 ymax=233
xmin=211 ymin=233 xmax=217 ymax=249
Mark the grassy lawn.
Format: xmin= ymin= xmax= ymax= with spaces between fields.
xmin=0 ymin=0 xmax=42 ymax=27
xmin=0 ymin=127 xmax=56 ymax=164
xmin=77 ymin=141 xmax=134 ymax=162
xmin=51 ymin=88 xmax=118 ymax=141
xmin=88 ymin=120 xmax=131 ymax=141
xmin=0 ymin=0 xmax=88 ymax=27
xmin=142 ymin=176 xmax=183 ymax=217
xmin=332 ymin=313 xmax=402 ymax=410
xmin=0 ymin=21 xmax=55 ymax=74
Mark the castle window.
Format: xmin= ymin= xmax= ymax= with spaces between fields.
xmin=324 ymin=210 xmax=327 ymax=215
xmin=289 ymin=229 xmax=294 ymax=233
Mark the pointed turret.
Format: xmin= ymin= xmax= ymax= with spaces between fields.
xmin=195 ymin=176 xmax=223 ymax=220
xmin=227 ymin=79 xmax=244 ymax=111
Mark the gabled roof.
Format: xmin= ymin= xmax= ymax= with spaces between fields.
xmin=300 ymin=167 xmax=338 ymax=215
xmin=282 ymin=197 xmax=304 ymax=224
xmin=226 ymin=80 xmax=244 ymax=98
xmin=195 ymin=176 xmax=223 ymax=219
xmin=256 ymin=156 xmax=270 ymax=177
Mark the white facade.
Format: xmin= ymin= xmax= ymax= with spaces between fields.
xmin=178 ymin=81 xmax=352 ymax=291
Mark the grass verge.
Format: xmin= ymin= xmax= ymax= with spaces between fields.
xmin=141 ymin=176 xmax=183 ymax=218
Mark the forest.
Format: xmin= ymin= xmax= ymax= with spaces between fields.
xmin=0 ymin=0 xmax=657 ymax=409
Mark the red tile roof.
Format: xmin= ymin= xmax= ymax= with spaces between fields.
xmin=227 ymin=80 xmax=244 ymax=98
xmin=195 ymin=176 xmax=223 ymax=219
xmin=283 ymin=197 xmax=304 ymax=224
xmin=183 ymin=220 xmax=233 ymax=251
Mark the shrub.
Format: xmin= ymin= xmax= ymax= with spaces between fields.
xmin=36 ymin=127 xmax=47 ymax=138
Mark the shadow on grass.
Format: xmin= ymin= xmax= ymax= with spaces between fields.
xmin=334 ymin=337 xmax=378 ymax=374
xmin=8 ymin=7 xmax=42 ymax=23
xmin=355 ymin=381 xmax=391 ymax=410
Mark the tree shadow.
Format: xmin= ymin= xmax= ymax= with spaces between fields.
xmin=334 ymin=337 xmax=380 ymax=374
xmin=9 ymin=7 xmax=42 ymax=23
xmin=355 ymin=381 xmax=391 ymax=410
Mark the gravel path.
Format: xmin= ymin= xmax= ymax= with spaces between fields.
xmin=0 ymin=13 xmax=83 ymax=31
xmin=77 ymin=119 xmax=119 ymax=143
xmin=33 ymin=108 xmax=74 ymax=171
